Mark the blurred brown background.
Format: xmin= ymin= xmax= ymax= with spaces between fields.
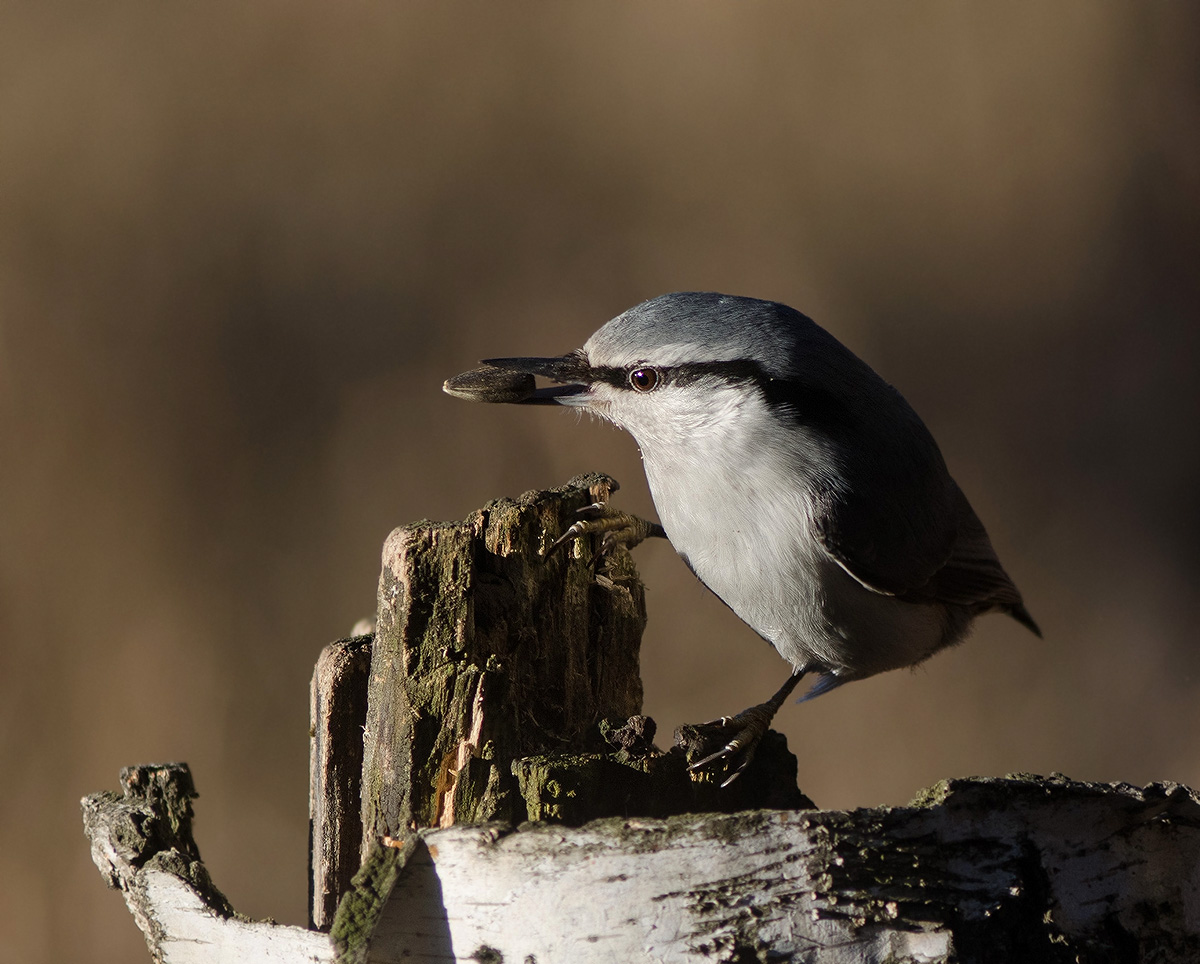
xmin=2 ymin=3 xmax=1199 ymax=960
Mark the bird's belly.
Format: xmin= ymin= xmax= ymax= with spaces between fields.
xmin=650 ymin=470 xmax=946 ymax=680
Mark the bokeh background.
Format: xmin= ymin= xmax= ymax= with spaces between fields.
xmin=3 ymin=3 xmax=1199 ymax=960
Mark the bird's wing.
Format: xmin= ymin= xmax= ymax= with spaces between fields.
xmin=904 ymin=485 xmax=1022 ymax=602
xmin=902 ymin=486 xmax=1040 ymax=634
xmin=817 ymin=476 xmax=1036 ymax=629
xmin=811 ymin=432 xmax=959 ymax=596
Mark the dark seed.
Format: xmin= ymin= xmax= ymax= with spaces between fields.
xmin=443 ymin=365 xmax=537 ymax=403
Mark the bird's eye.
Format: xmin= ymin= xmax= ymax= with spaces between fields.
xmin=628 ymin=367 xmax=660 ymax=393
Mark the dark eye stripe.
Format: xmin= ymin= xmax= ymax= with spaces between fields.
xmin=589 ymin=365 xmax=630 ymax=389
xmin=591 ymin=357 xmax=858 ymax=434
xmin=669 ymin=359 xmax=763 ymax=386
xmin=590 ymin=359 xmax=763 ymax=390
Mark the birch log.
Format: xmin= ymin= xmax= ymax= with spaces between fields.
xmin=84 ymin=765 xmax=1200 ymax=963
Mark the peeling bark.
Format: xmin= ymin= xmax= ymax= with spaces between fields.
xmin=84 ymin=767 xmax=1200 ymax=963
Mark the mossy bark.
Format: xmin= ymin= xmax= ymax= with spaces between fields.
xmin=358 ymin=473 xmax=649 ymax=844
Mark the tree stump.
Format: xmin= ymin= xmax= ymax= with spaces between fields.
xmin=358 ymin=471 xmax=648 ymax=840
xmin=81 ymin=475 xmax=1200 ymax=963
xmin=318 ymin=472 xmax=806 ymax=931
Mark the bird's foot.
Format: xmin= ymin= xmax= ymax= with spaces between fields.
xmin=674 ymin=670 xmax=805 ymax=787
xmin=675 ymin=710 xmax=774 ymax=787
xmin=549 ymin=501 xmax=666 ymax=562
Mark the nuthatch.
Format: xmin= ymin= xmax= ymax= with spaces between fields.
xmin=446 ymin=292 xmax=1039 ymax=783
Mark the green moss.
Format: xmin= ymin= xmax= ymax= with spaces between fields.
xmin=908 ymin=779 xmax=952 ymax=808
xmin=331 ymin=839 xmax=414 ymax=964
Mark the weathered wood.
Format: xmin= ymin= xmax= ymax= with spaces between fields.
xmin=82 ymin=763 xmax=334 ymax=964
xmin=309 ymin=634 xmax=373 ymax=931
xmin=359 ymin=473 xmax=651 ymax=843
xmin=508 ymin=726 xmax=812 ymax=824
xmin=336 ymin=774 xmax=1200 ymax=963
xmin=85 ymin=767 xmax=1200 ymax=963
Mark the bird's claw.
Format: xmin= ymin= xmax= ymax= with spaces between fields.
xmin=674 ymin=670 xmax=805 ymax=787
xmin=676 ymin=705 xmax=773 ymax=787
xmin=548 ymin=502 xmax=666 ymax=562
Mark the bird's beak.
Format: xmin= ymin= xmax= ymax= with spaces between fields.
xmin=479 ymin=353 xmax=591 ymax=405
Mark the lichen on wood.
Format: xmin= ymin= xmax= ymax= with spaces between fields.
xmin=83 ymin=764 xmax=1200 ymax=964
xmin=511 ymin=728 xmax=812 ymax=825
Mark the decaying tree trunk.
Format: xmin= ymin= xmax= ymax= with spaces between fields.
xmin=358 ymin=471 xmax=648 ymax=839
xmin=82 ymin=475 xmax=1200 ymax=963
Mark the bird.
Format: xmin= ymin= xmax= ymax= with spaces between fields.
xmin=444 ymin=291 xmax=1039 ymax=784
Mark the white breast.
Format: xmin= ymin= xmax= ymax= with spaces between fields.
xmin=632 ymin=387 xmax=946 ymax=679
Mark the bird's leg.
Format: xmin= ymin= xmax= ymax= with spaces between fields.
xmin=676 ymin=669 xmax=806 ymax=787
xmin=549 ymin=501 xmax=667 ymax=561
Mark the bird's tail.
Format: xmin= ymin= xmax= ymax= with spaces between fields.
xmin=1008 ymin=601 xmax=1042 ymax=638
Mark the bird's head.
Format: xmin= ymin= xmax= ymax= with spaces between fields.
xmin=470 ymin=292 xmax=831 ymax=449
